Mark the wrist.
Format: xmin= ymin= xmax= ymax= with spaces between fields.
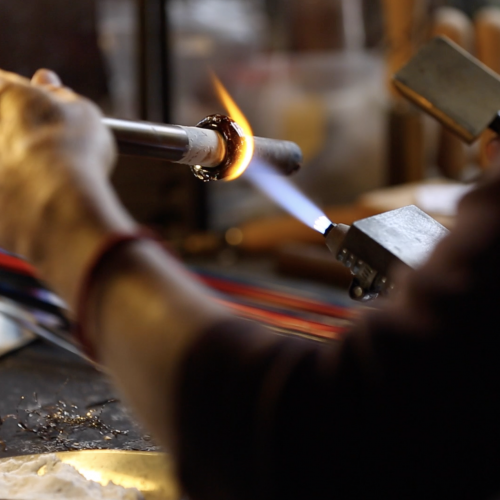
xmin=23 ymin=171 xmax=137 ymax=310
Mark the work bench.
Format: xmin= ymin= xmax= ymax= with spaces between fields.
xmin=0 ymin=341 xmax=159 ymax=458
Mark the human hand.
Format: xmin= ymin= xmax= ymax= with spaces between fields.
xmin=0 ymin=68 xmax=115 ymax=175
xmin=0 ymin=68 xmax=120 ymax=258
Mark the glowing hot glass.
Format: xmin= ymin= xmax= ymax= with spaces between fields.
xmin=212 ymin=74 xmax=255 ymax=181
xmin=212 ymin=73 xmax=330 ymax=233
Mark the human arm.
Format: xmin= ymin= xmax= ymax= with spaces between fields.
xmin=0 ymin=69 xmax=233 ymax=447
xmin=3 ymin=69 xmax=500 ymax=500
xmin=173 ymin=161 xmax=500 ymax=500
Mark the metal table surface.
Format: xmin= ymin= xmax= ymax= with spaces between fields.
xmin=0 ymin=340 xmax=160 ymax=458
xmin=0 ymin=260 xmax=352 ymax=459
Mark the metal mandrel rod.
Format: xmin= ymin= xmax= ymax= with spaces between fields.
xmin=102 ymin=116 xmax=303 ymax=180
xmin=251 ymin=136 xmax=303 ymax=176
xmin=103 ymin=117 xmax=226 ymax=167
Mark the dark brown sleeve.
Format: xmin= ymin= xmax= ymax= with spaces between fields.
xmin=175 ymin=168 xmax=500 ymax=500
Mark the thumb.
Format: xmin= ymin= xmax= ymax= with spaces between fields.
xmin=31 ymin=69 xmax=62 ymax=87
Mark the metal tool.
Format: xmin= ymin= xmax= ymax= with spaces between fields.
xmin=0 ymin=268 xmax=68 ymax=327
xmin=0 ymin=298 xmax=93 ymax=364
xmin=323 ymin=206 xmax=449 ymax=301
xmin=0 ymin=306 xmax=34 ymax=357
xmin=393 ymin=36 xmax=500 ymax=143
xmin=103 ymin=114 xmax=303 ymax=181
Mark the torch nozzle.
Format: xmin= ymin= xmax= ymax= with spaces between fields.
xmin=324 ymin=223 xmax=350 ymax=256
xmin=323 ymin=206 xmax=449 ymax=301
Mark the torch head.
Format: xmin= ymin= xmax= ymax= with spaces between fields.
xmin=393 ymin=36 xmax=500 ymax=143
xmin=325 ymin=206 xmax=449 ymax=301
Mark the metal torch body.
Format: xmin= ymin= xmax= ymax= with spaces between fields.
xmin=324 ymin=206 xmax=449 ymax=301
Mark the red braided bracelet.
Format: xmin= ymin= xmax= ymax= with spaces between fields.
xmin=74 ymin=229 xmax=158 ymax=360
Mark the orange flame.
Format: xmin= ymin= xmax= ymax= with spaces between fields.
xmin=212 ymin=74 xmax=255 ymax=181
